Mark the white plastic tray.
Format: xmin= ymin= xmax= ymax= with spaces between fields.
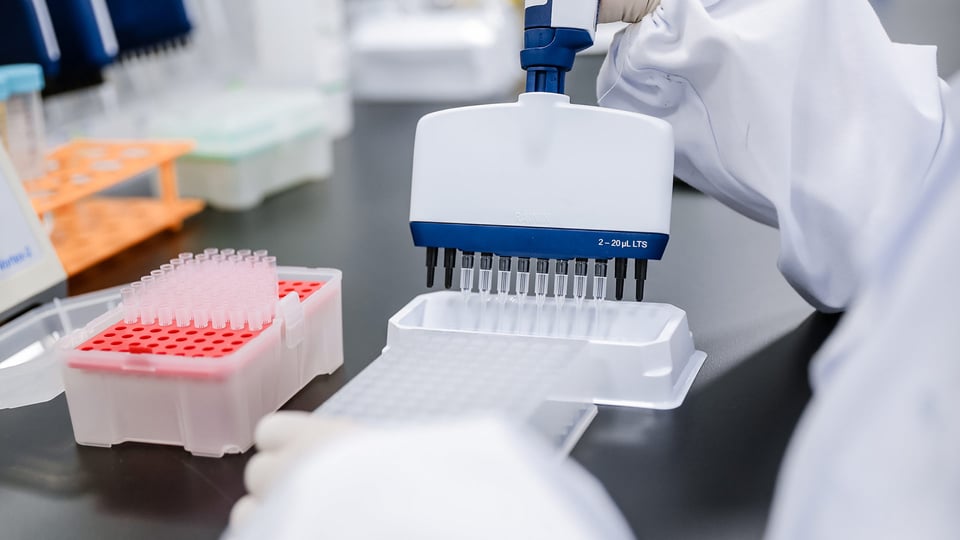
xmin=390 ymin=292 xmax=706 ymax=409
xmin=317 ymin=292 xmax=705 ymax=452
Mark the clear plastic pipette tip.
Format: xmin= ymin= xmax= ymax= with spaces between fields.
xmin=478 ymin=253 xmax=493 ymax=296
xmin=111 ymin=247 xmax=279 ymax=338
xmin=573 ymin=276 xmax=587 ymax=306
xmin=593 ymin=276 xmax=608 ymax=301
xmin=517 ymin=273 xmax=529 ymax=298
xmin=498 ymin=270 xmax=510 ymax=298
xmin=535 ymin=273 xmax=548 ymax=304
xmin=554 ymin=260 xmax=569 ymax=305
xmin=121 ymin=287 xmax=138 ymax=323
xmin=479 ymin=269 xmax=492 ymax=296
xmin=573 ymin=258 xmax=588 ymax=306
xmin=593 ymin=260 xmax=609 ymax=302
xmin=497 ymin=256 xmax=511 ymax=300
xmin=460 ymin=268 xmax=474 ymax=295
xmin=460 ymin=252 xmax=475 ymax=295
xmin=157 ymin=305 xmax=174 ymax=326
xmin=516 ymin=257 xmax=531 ymax=301
xmin=534 ymin=259 xmax=549 ymax=304
xmin=554 ymin=276 xmax=568 ymax=305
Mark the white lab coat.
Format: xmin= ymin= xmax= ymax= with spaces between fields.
xmin=598 ymin=2 xmax=960 ymax=535
xmin=233 ymin=1 xmax=960 ymax=538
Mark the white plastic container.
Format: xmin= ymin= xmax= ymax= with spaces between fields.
xmin=389 ymin=292 xmax=706 ymax=409
xmin=148 ymin=88 xmax=334 ymax=211
xmin=58 ymin=267 xmax=344 ymax=457
xmin=318 ymin=291 xmax=705 ymax=451
xmin=0 ymin=64 xmax=47 ymax=181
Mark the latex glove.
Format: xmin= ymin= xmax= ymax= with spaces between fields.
xmin=228 ymin=412 xmax=361 ymax=530
xmin=598 ymin=0 xmax=948 ymax=312
xmin=227 ymin=416 xmax=635 ymax=540
xmin=598 ymin=0 xmax=660 ymax=23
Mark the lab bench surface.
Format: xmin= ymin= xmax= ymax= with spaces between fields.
xmin=0 ymin=69 xmax=837 ymax=540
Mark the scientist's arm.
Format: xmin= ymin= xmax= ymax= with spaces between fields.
xmin=598 ymin=0 xmax=950 ymax=312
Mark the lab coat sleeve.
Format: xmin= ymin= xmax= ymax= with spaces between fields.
xmin=765 ymin=84 xmax=960 ymax=540
xmin=228 ymin=417 xmax=635 ymax=540
xmin=596 ymin=0 xmax=947 ymax=312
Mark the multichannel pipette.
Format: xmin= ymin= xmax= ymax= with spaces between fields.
xmin=410 ymin=0 xmax=674 ymax=303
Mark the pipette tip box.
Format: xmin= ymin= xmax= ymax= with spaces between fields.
xmin=58 ymin=263 xmax=343 ymax=457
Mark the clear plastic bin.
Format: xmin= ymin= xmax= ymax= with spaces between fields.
xmin=147 ymin=88 xmax=333 ymax=211
xmin=58 ymin=267 xmax=344 ymax=457
xmin=0 ymin=64 xmax=46 ymax=181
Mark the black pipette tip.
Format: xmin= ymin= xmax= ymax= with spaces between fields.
xmin=443 ymin=248 xmax=457 ymax=289
xmin=480 ymin=253 xmax=493 ymax=270
xmin=425 ymin=247 xmax=438 ymax=288
xmin=574 ymin=258 xmax=588 ymax=276
xmin=635 ymin=259 xmax=648 ymax=302
xmin=614 ymin=258 xmax=627 ymax=301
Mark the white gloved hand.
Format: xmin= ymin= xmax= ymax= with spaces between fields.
xmin=228 ymin=412 xmax=361 ymax=530
xmin=227 ymin=416 xmax=635 ymax=540
xmin=598 ymin=0 xmax=948 ymax=312
xmin=598 ymin=0 xmax=660 ymax=23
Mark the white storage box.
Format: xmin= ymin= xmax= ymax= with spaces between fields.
xmin=58 ymin=267 xmax=344 ymax=457
xmin=148 ymin=89 xmax=334 ymax=211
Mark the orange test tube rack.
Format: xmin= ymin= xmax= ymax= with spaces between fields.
xmin=21 ymin=139 xmax=204 ymax=276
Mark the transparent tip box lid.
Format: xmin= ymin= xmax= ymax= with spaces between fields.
xmin=0 ymin=287 xmax=123 ymax=410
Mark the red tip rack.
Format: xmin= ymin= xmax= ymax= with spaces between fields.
xmin=58 ymin=251 xmax=343 ymax=457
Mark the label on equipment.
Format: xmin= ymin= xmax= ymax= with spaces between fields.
xmin=0 ymin=168 xmax=41 ymax=279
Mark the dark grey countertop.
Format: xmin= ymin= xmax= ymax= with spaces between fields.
xmin=0 ymin=57 xmax=838 ymax=539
